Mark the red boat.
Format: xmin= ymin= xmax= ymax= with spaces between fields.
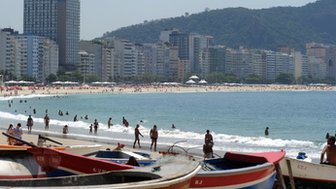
xmin=190 ymin=151 xmax=285 ymax=189
xmin=0 ymin=133 xmax=201 ymax=188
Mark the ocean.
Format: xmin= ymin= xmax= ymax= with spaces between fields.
xmin=0 ymin=90 xmax=335 ymax=160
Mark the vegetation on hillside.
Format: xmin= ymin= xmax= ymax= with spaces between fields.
xmin=101 ymin=0 xmax=336 ymax=51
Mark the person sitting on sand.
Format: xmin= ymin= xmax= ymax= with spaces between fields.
xmin=320 ymin=136 xmax=336 ymax=166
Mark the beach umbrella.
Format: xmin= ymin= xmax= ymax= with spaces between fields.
xmin=198 ymin=79 xmax=207 ymax=84
xmin=189 ymin=75 xmax=199 ymax=80
xmin=186 ymin=79 xmax=196 ymax=84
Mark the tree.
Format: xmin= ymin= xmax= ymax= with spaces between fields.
xmin=245 ymin=74 xmax=263 ymax=84
xmin=45 ymin=74 xmax=57 ymax=84
xmin=276 ymin=73 xmax=294 ymax=84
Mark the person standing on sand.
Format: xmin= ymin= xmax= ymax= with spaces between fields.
xmin=133 ymin=124 xmax=143 ymax=148
xmin=26 ymin=115 xmax=33 ymax=134
xmin=44 ymin=114 xmax=50 ymax=130
xmin=203 ymin=130 xmax=214 ymax=158
xmin=108 ymin=117 xmax=112 ymax=128
xmin=150 ymin=125 xmax=158 ymax=151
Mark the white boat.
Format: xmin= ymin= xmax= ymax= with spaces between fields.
xmin=279 ymin=156 xmax=336 ymax=188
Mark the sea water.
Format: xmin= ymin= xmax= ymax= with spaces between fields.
xmin=0 ymin=91 xmax=335 ymax=160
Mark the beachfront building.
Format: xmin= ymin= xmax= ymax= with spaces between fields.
xmin=264 ymin=50 xmax=294 ymax=82
xmin=159 ymin=28 xmax=179 ymax=43
xmin=24 ymin=0 xmax=80 ymax=71
xmin=307 ymin=56 xmax=327 ymax=80
xmin=140 ymin=42 xmax=179 ymax=81
xmin=208 ymin=46 xmax=226 ymax=73
xmin=0 ymin=28 xmax=19 ymax=80
xmin=250 ymin=49 xmax=266 ymax=81
xmin=15 ymin=35 xmax=59 ymax=82
xmin=112 ymin=39 xmax=138 ymax=78
xmin=293 ymin=51 xmax=309 ymax=81
xmin=189 ymin=34 xmax=214 ymax=74
xmin=78 ymin=51 xmax=95 ymax=81
xmin=225 ymin=48 xmax=253 ymax=80
xmin=80 ymin=40 xmax=115 ymax=82
xmin=306 ymin=42 xmax=336 ymax=80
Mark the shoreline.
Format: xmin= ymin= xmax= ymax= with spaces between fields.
xmin=1 ymin=84 xmax=335 ymax=97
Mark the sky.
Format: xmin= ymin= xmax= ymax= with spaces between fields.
xmin=0 ymin=0 xmax=317 ymax=40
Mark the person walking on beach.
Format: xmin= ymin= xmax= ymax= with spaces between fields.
xmin=133 ymin=124 xmax=143 ymax=148
xmin=150 ymin=125 xmax=158 ymax=151
xmin=320 ymin=136 xmax=336 ymax=165
xmin=203 ymin=130 xmax=214 ymax=158
xmin=26 ymin=115 xmax=33 ymax=134
xmin=93 ymin=119 xmax=99 ymax=134
xmin=44 ymin=114 xmax=50 ymax=130
xmin=108 ymin=117 xmax=112 ymax=128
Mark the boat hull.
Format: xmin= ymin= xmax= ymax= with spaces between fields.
xmin=190 ymin=165 xmax=276 ymax=189
xmin=190 ymin=151 xmax=285 ymax=189
xmin=280 ymin=157 xmax=336 ymax=188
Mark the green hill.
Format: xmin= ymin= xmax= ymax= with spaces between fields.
xmin=101 ymin=0 xmax=336 ymax=51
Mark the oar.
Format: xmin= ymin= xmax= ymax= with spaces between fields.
xmin=2 ymin=132 xmax=37 ymax=147
xmin=38 ymin=134 xmax=63 ymax=145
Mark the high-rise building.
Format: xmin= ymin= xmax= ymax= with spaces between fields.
xmin=24 ymin=0 xmax=80 ymax=71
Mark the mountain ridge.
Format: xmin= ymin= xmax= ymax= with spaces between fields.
xmin=101 ymin=0 xmax=336 ymax=51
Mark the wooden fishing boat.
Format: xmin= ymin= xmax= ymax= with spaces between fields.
xmin=0 ymin=134 xmax=103 ymax=155
xmin=189 ymin=151 xmax=285 ymax=189
xmin=279 ymin=156 xmax=336 ymax=188
xmin=0 ymin=133 xmax=201 ymax=188
xmin=0 ymin=147 xmax=200 ymax=188
xmin=93 ymin=148 xmax=156 ymax=166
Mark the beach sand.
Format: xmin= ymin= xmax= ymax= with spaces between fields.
xmin=1 ymin=84 xmax=335 ymax=98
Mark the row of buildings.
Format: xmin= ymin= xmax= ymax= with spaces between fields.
xmin=1 ymin=0 xmax=336 ymax=83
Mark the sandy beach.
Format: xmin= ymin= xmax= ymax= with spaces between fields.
xmin=1 ymin=83 xmax=335 ymax=98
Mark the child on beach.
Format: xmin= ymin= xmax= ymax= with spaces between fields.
xmin=89 ymin=124 xmax=93 ymax=133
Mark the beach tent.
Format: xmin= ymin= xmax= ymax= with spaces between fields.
xmin=198 ymin=79 xmax=207 ymax=84
xmin=186 ymin=79 xmax=196 ymax=84
xmin=189 ymin=75 xmax=199 ymax=80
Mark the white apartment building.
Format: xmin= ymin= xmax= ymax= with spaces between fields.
xmin=15 ymin=35 xmax=58 ymax=82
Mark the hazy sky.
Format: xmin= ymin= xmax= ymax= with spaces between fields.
xmin=0 ymin=0 xmax=317 ymax=40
